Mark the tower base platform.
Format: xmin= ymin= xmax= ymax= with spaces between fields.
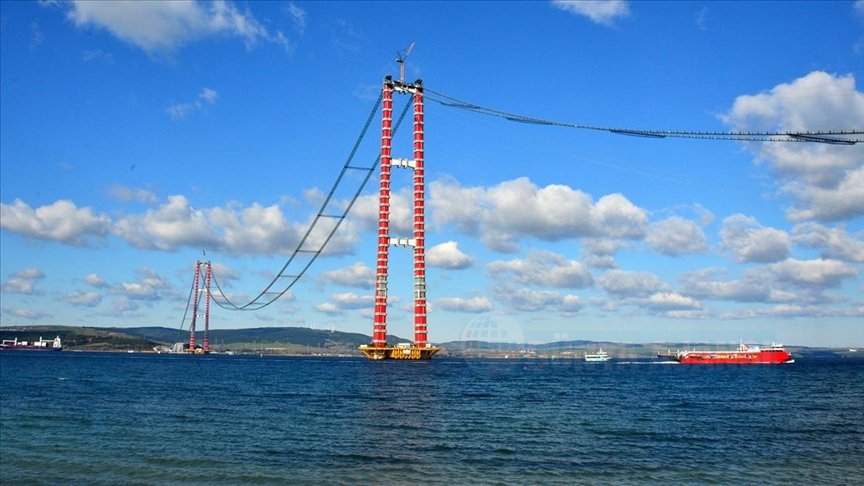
xmin=359 ymin=344 xmax=440 ymax=360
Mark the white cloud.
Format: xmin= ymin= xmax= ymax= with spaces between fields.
xmin=315 ymin=292 xmax=373 ymax=314
xmin=487 ymin=251 xmax=593 ymax=289
xmin=495 ymin=287 xmax=567 ymax=312
xmin=427 ymin=241 xmax=474 ymax=269
xmin=108 ymin=184 xmax=158 ymax=204
xmin=680 ymin=268 xmax=772 ymax=303
xmin=168 ymin=87 xmax=218 ymax=120
xmin=598 ymin=269 xmax=667 ymax=298
xmin=552 ymin=0 xmax=630 ymax=26
xmin=646 ymin=216 xmax=709 ymax=256
xmin=560 ymin=294 xmax=586 ymax=313
xmin=721 ymin=71 xmax=864 ymax=222
xmin=330 ymin=292 xmax=373 ymax=309
xmin=680 ymin=262 xmax=857 ymax=308
xmin=113 ymin=195 xmax=221 ymax=251
xmin=61 ymin=291 xmax=103 ymax=307
xmin=784 ymin=166 xmax=864 ymax=221
xmin=2 ymin=308 xmax=52 ymax=320
xmin=436 ymin=297 xmax=493 ymax=313
xmin=85 ymin=273 xmax=109 ymax=288
xmin=314 ymin=302 xmax=340 ymax=315
xmin=430 ymin=177 xmax=646 ymax=252
xmin=111 ymin=268 xmax=174 ymax=301
xmin=66 ymin=0 xmax=290 ymax=54
xmin=285 ymin=3 xmax=306 ymax=34
xmin=3 ymin=194 xmax=360 ymax=257
xmin=720 ymin=214 xmax=790 ymax=263
xmin=2 ymin=268 xmax=46 ymax=295
xmin=320 ymin=262 xmax=375 ymax=288
xmin=792 ymin=223 xmax=864 ymax=262
xmin=0 ymin=199 xmax=111 ymax=246
xmin=768 ymin=258 xmax=858 ymax=288
xmin=643 ymin=292 xmax=702 ymax=311
xmin=581 ymin=238 xmax=628 ymax=269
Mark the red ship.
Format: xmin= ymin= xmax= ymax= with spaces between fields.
xmin=670 ymin=342 xmax=793 ymax=364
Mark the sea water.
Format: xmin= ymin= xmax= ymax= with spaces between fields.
xmin=1 ymin=353 xmax=862 ymax=485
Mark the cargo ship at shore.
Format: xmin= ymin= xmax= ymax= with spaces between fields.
xmin=659 ymin=342 xmax=793 ymax=364
xmin=0 ymin=336 xmax=63 ymax=352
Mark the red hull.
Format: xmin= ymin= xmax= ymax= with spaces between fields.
xmin=675 ymin=343 xmax=792 ymax=364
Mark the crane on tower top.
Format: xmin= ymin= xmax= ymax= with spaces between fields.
xmin=396 ymin=42 xmax=415 ymax=83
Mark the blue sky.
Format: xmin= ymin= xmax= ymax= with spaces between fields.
xmin=1 ymin=1 xmax=862 ymax=347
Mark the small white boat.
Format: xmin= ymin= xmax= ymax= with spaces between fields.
xmin=585 ymin=349 xmax=610 ymax=362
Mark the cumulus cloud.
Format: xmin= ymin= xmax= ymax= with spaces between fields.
xmin=85 ymin=273 xmax=109 ymax=288
xmin=792 ymin=223 xmax=864 ymax=262
xmin=598 ymin=269 xmax=668 ymax=298
xmin=0 ymin=199 xmax=111 ymax=246
xmin=320 ymin=262 xmax=374 ymax=288
xmin=552 ymin=0 xmax=630 ymax=26
xmin=427 ymin=241 xmax=474 ymax=269
xmin=2 ymin=194 xmax=360 ymax=257
xmin=430 ymin=177 xmax=646 ymax=252
xmin=721 ymin=71 xmax=864 ymax=222
xmin=436 ymin=297 xmax=493 ymax=313
xmin=61 ymin=291 xmax=103 ymax=307
xmin=111 ymin=268 xmax=174 ymax=301
xmin=113 ymin=195 xmax=221 ymax=251
xmin=1 ymin=268 xmax=46 ymax=295
xmin=642 ymin=292 xmax=702 ymax=311
xmin=315 ymin=292 xmax=373 ymax=314
xmin=495 ymin=287 xmax=567 ymax=312
xmin=768 ymin=258 xmax=858 ymax=288
xmin=646 ymin=216 xmax=709 ymax=256
xmin=581 ymin=238 xmax=628 ymax=269
xmin=681 ymin=257 xmax=858 ymax=308
xmin=487 ymin=251 xmax=594 ymax=289
xmin=720 ymin=214 xmax=790 ymax=263
xmin=65 ymin=0 xmax=291 ymax=54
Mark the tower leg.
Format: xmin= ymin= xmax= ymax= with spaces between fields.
xmin=204 ymin=262 xmax=211 ymax=353
xmin=372 ymin=78 xmax=394 ymax=348
xmin=413 ymin=82 xmax=427 ymax=347
xmin=189 ymin=262 xmax=200 ymax=353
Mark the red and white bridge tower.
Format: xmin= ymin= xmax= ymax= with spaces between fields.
xmin=188 ymin=260 xmax=212 ymax=354
xmin=360 ymin=76 xmax=439 ymax=360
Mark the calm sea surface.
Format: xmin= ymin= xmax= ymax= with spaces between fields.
xmin=1 ymin=352 xmax=862 ymax=485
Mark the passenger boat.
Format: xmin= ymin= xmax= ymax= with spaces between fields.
xmin=672 ymin=342 xmax=792 ymax=364
xmin=584 ymin=349 xmax=610 ymax=362
xmin=0 ymin=336 xmax=63 ymax=352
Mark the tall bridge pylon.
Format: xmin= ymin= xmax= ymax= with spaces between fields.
xmin=360 ymin=76 xmax=440 ymax=360
xmin=188 ymin=260 xmax=212 ymax=354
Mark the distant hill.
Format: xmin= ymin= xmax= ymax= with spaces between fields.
xmin=1 ymin=325 xmax=858 ymax=358
xmin=0 ymin=325 xmax=407 ymax=354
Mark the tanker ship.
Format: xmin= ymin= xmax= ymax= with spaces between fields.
xmin=667 ymin=342 xmax=793 ymax=364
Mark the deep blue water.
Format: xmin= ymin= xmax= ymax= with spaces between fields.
xmin=1 ymin=353 xmax=862 ymax=485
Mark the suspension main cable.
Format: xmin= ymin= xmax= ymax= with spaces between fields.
xmin=423 ymin=87 xmax=863 ymax=144
xmin=209 ymin=93 xmax=414 ymax=311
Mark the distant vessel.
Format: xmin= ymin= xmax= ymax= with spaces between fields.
xmin=670 ymin=342 xmax=792 ymax=364
xmin=0 ymin=336 xmax=63 ymax=352
xmin=585 ymin=349 xmax=610 ymax=362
